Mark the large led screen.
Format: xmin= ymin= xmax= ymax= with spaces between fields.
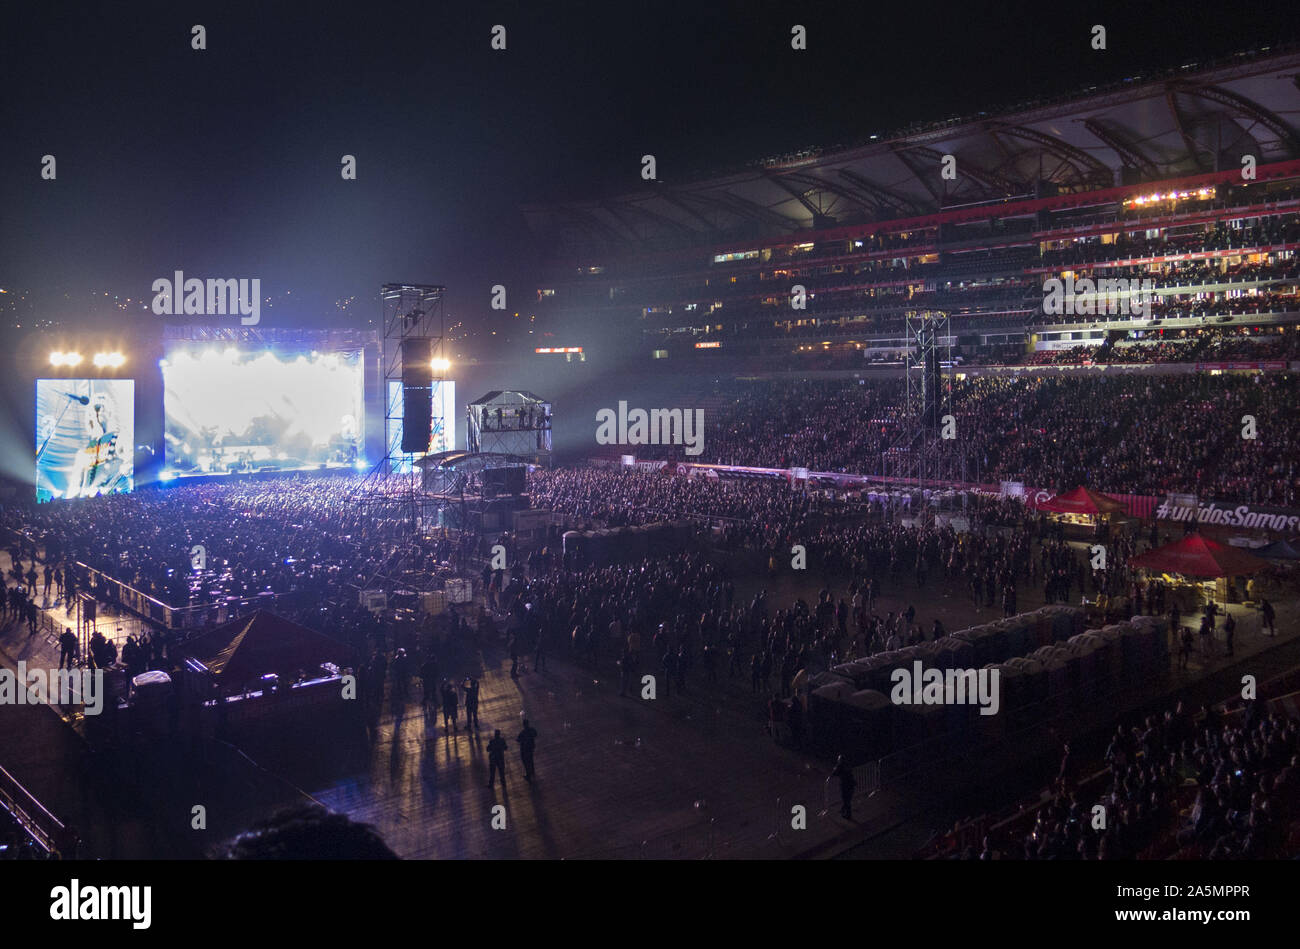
xmin=163 ymin=349 xmax=363 ymax=477
xmin=36 ymin=379 xmax=135 ymax=501
xmin=387 ymin=380 xmax=455 ymax=472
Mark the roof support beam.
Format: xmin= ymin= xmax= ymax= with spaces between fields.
xmin=985 ymin=123 xmax=1113 ymax=186
xmin=1082 ymin=117 xmax=1159 ymax=178
xmin=781 ymin=171 xmax=884 ymax=216
xmin=835 ymin=168 xmax=922 ymax=217
xmin=1171 ymin=81 xmax=1300 ymax=158
xmin=1165 ymin=84 xmax=1212 ymax=172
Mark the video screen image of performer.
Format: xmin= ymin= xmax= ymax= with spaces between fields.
xmin=35 ymin=379 xmax=135 ymax=501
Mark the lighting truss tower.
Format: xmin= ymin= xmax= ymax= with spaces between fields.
xmin=354 ymin=283 xmax=449 ymax=532
xmin=881 ymin=311 xmax=965 ymax=519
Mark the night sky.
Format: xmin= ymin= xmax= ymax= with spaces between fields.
xmin=4 ymin=1 xmax=1296 ymax=336
xmin=1 ymin=0 xmax=1297 ymax=475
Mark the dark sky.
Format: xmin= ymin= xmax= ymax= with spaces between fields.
xmin=3 ymin=0 xmax=1298 ymax=334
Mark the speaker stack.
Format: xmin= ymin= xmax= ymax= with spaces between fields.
xmin=400 ymin=338 xmax=433 ymax=453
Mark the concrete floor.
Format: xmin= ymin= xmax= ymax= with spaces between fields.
xmin=0 ymin=544 xmax=1294 ymax=859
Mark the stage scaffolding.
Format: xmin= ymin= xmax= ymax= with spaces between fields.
xmin=354 ymin=283 xmax=450 ymax=533
xmin=881 ymin=311 xmax=967 ymax=520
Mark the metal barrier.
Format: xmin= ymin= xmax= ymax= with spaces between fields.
xmin=0 ymin=764 xmax=66 ymax=856
xmin=74 ymin=562 xmax=298 ymax=631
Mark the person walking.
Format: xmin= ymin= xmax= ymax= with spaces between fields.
xmin=391 ymin=648 xmax=411 ymax=707
xmin=516 ymin=720 xmax=538 ymax=782
xmin=419 ymin=653 xmax=440 ymax=709
xmin=441 ymin=680 xmax=459 ymax=733
xmin=462 ymin=676 xmax=480 ymax=729
xmin=1224 ymin=612 xmax=1236 ymax=657
xmin=1179 ymin=626 xmax=1193 ymax=670
xmin=831 ymin=755 xmax=856 ymax=820
xmin=533 ymin=627 xmax=546 ymax=671
xmin=487 ymin=729 xmax=508 ymax=788
xmin=508 ymin=631 xmax=520 ymax=678
xmin=1261 ymin=599 xmax=1276 ymax=637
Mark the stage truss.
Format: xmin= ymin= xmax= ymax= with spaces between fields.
xmin=354 ymin=283 xmax=451 ymax=532
xmin=881 ymin=311 xmax=967 ymax=519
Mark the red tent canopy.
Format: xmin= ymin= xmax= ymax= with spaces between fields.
xmin=1131 ymin=534 xmax=1270 ymax=578
xmin=1035 ymin=486 xmax=1127 ymax=516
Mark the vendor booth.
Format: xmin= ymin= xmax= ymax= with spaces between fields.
xmin=1034 ymin=486 xmax=1128 ymax=534
xmin=1131 ymin=533 xmax=1270 ymax=610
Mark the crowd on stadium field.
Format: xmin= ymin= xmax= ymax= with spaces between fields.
xmin=2 ymin=476 xmax=485 ymax=653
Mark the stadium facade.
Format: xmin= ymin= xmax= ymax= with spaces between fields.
xmin=525 ymin=48 xmax=1300 ymax=370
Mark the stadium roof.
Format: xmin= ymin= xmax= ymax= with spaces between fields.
xmin=524 ymin=47 xmax=1300 ymax=257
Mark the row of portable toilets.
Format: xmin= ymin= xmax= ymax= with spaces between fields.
xmin=808 ymin=606 xmax=1170 ymax=758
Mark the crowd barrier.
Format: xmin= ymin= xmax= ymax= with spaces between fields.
xmin=75 ymin=562 xmax=299 ymax=631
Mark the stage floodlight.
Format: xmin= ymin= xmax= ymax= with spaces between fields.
xmin=93 ymin=351 xmax=126 ymax=369
xmin=431 ymin=357 xmax=451 ymax=372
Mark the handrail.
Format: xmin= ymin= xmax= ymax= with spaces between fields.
xmin=0 ymin=763 xmax=66 ymax=855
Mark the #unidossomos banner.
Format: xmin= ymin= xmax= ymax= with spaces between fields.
xmin=1154 ymin=499 xmax=1300 ymax=532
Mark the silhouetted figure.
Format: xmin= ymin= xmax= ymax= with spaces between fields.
xmin=58 ymin=627 xmax=78 ymax=670
xmin=216 ymin=804 xmax=398 ymax=859
xmin=462 ymin=676 xmax=480 ymax=728
xmin=487 ymin=729 xmax=508 ymax=788
xmin=832 ymin=755 xmax=856 ymax=820
xmin=517 ymin=720 xmax=538 ymax=781
xmin=441 ymin=680 xmax=458 ymax=732
xmin=419 ymin=654 xmax=439 ymax=708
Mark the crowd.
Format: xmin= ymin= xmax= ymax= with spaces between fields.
xmin=2 ymin=475 xmax=485 ymax=659
xmin=998 ymin=699 xmax=1300 ymax=860
xmin=622 ymin=373 xmax=1299 ymax=504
